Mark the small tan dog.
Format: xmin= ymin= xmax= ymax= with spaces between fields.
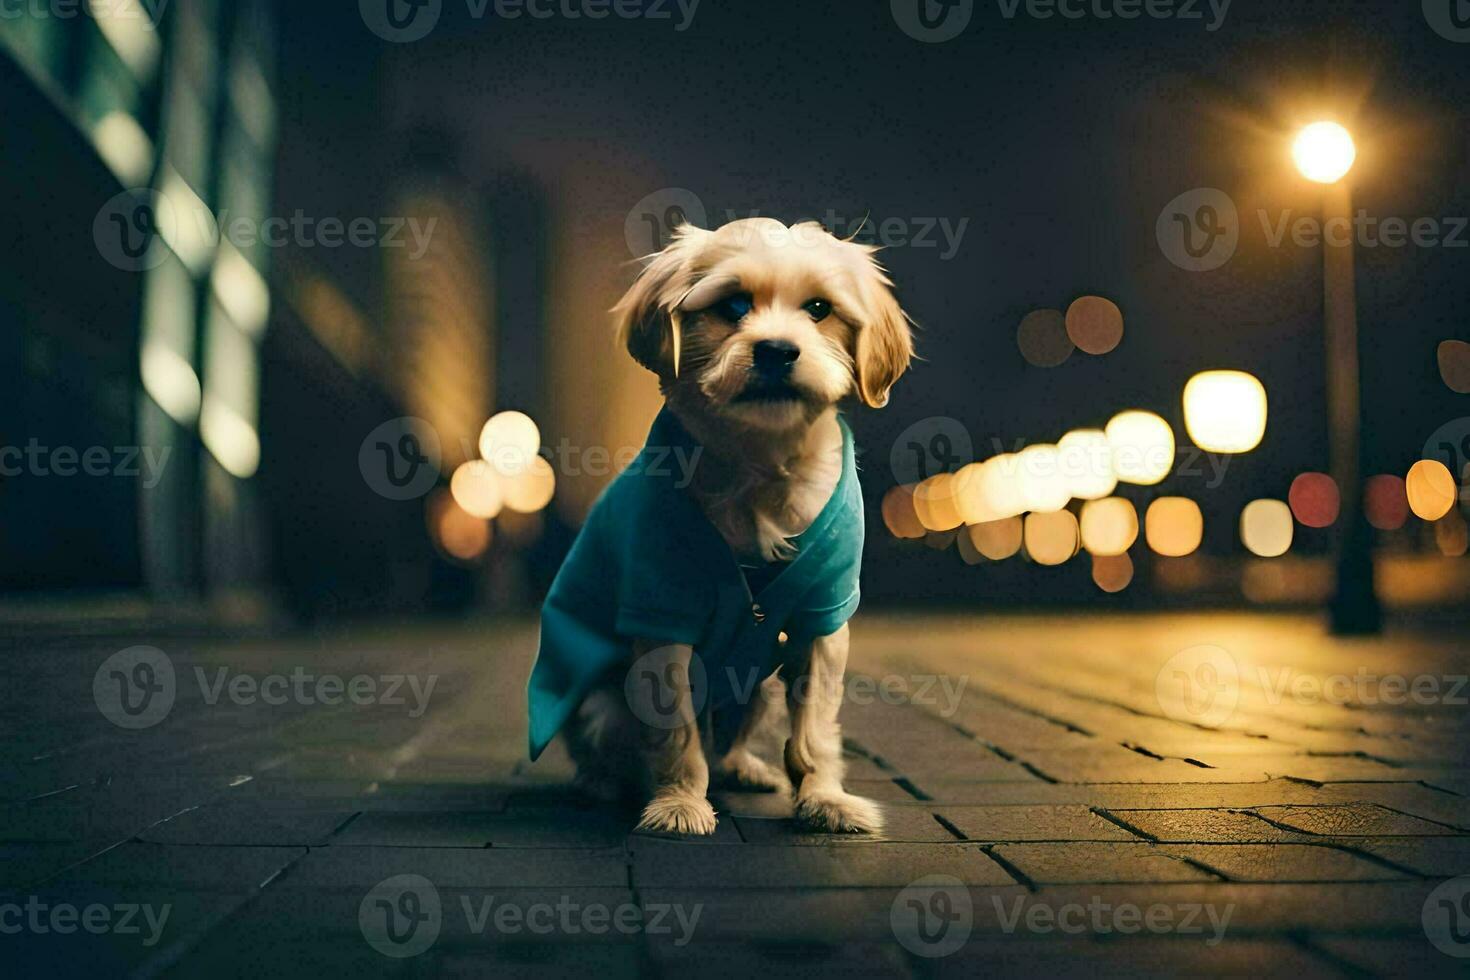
xmin=528 ymin=217 xmax=912 ymax=835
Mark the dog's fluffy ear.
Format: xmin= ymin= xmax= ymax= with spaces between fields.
xmin=614 ymin=226 xmax=708 ymax=378
xmin=853 ymin=258 xmax=913 ymax=408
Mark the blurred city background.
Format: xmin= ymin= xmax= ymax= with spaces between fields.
xmin=3 ymin=0 xmax=1469 ymax=627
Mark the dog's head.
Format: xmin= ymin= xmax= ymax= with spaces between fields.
xmin=614 ymin=217 xmax=913 ymax=432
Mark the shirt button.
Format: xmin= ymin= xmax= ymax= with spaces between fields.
xmin=751 ymin=604 xmax=766 ymax=624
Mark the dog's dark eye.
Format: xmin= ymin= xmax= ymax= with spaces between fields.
xmin=711 ymin=293 xmax=754 ymax=323
xmin=802 ymin=298 xmax=832 ymax=322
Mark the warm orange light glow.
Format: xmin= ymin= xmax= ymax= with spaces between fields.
xmin=479 ymin=411 xmax=541 ymax=475
xmin=501 ymin=455 xmax=557 ymax=513
xmin=914 ymin=472 xmax=965 ymax=531
xmin=1364 ymin=475 xmax=1409 ymax=531
xmin=1288 ymin=472 xmax=1339 ymax=528
xmin=1406 ymin=459 xmax=1457 ymax=522
xmin=1065 ymin=296 xmax=1123 ymax=355
xmin=1079 ymin=497 xmax=1138 ymax=557
xmin=1091 ymin=552 xmax=1133 ymax=593
xmin=1145 ymin=497 xmax=1203 ymax=557
xmin=428 ymin=489 xmax=491 ymax=561
xmin=1105 ymin=410 xmax=1174 ymax=486
xmin=957 ymin=456 xmax=1027 ymax=525
xmin=1017 ymin=444 xmax=1071 ymax=514
xmin=1292 ymin=121 xmax=1355 ymax=184
xmin=1024 ymin=510 xmax=1079 ymax=566
xmin=1439 ymin=340 xmax=1470 ymax=394
xmin=449 ymin=460 xmax=503 ymax=519
xmin=967 ymin=517 xmax=1023 ymax=560
xmin=1240 ymin=499 xmax=1293 ymax=558
xmin=882 ymin=485 xmax=926 ymax=539
xmin=1183 ymin=370 xmax=1267 ymax=453
xmin=1058 ymin=429 xmax=1116 ymax=500
xmin=1016 ymin=309 xmax=1073 ymax=367
xmin=1437 ymin=512 xmax=1469 ymax=558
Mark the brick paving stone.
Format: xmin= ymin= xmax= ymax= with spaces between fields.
xmin=1328 ymin=835 xmax=1470 ymax=877
xmin=1250 ymin=803 xmax=1462 ymax=837
xmin=1307 ymin=935 xmax=1462 ymax=976
xmin=988 ymin=843 xmax=1218 ymax=885
xmin=1157 ymin=843 xmax=1412 ymax=883
xmin=0 ymin=841 xmax=120 ymax=889
xmin=431 ymin=942 xmax=645 ymax=979
xmin=733 ymin=808 xmax=960 ymax=844
xmin=139 ymin=801 xmax=356 ymax=845
xmin=648 ymin=939 xmax=914 ymax=979
xmin=937 ymin=805 xmax=1142 ymax=842
xmin=284 ymin=846 xmax=628 ymax=888
xmin=46 ymin=842 xmax=306 ymax=890
xmin=631 ymin=842 xmax=1014 ymax=888
xmin=918 ymin=937 xmax=1343 ymax=979
xmin=638 ymin=887 xmax=957 ymax=942
xmin=1104 ymin=809 xmax=1308 ymax=843
xmin=1318 ymin=782 xmax=1470 ymax=830
xmin=906 ymin=780 xmax=1333 ymax=809
xmin=332 ymin=806 xmax=643 ymax=848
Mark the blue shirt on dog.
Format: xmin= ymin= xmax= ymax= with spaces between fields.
xmin=527 ymin=408 xmax=864 ymax=760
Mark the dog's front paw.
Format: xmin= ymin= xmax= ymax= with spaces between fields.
xmin=715 ymin=748 xmax=791 ymax=794
xmin=637 ymin=791 xmax=718 ymax=836
xmin=794 ymin=791 xmax=884 ymax=834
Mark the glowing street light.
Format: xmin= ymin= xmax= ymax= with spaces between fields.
xmin=1292 ymin=121 xmax=1356 ymax=185
xmin=1292 ymin=119 xmax=1377 ymax=633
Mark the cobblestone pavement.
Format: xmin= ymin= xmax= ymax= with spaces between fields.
xmin=3 ymin=612 xmax=1469 ymax=977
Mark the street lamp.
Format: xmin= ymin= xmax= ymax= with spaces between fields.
xmin=1293 ymin=120 xmax=1380 ymax=634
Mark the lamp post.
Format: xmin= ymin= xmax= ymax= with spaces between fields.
xmin=1293 ymin=121 xmax=1380 ymax=635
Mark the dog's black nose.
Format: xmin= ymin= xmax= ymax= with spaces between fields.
xmin=752 ymin=339 xmax=800 ymax=374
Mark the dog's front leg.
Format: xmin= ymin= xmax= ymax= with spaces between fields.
xmin=628 ymin=640 xmax=718 ymax=835
xmin=783 ymin=624 xmax=883 ymax=833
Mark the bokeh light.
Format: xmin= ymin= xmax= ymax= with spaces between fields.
xmin=501 ymin=455 xmax=557 ymax=513
xmin=1145 ymin=497 xmax=1203 ymax=557
xmin=958 ymin=456 xmax=1027 ymax=525
xmin=479 ymin=410 xmax=541 ymax=475
xmin=1292 ymin=121 xmax=1355 ymax=184
xmin=1091 ymin=552 xmax=1133 ymax=593
xmin=1024 ymin=510 xmax=1079 ymax=566
xmin=1182 ymin=370 xmax=1267 ymax=453
xmin=1438 ymin=340 xmax=1470 ymax=394
xmin=1079 ymin=497 xmax=1138 ymax=556
xmin=1016 ymin=309 xmax=1074 ymax=367
xmin=1288 ymin=472 xmax=1340 ymax=528
xmin=427 ymin=489 xmax=491 ymax=562
xmin=924 ymin=529 xmax=958 ymax=551
xmin=967 ymin=517 xmax=1023 ymax=560
xmin=955 ymin=526 xmax=984 ymax=565
xmin=1364 ymin=475 xmax=1409 ymax=531
xmin=1240 ymin=499 xmax=1293 ymax=558
xmin=1058 ymin=429 xmax=1116 ymax=500
xmin=1406 ymin=459 xmax=1457 ymax=522
xmin=449 ymin=460 xmax=503 ymax=519
xmin=1437 ymin=512 xmax=1469 ymax=558
xmin=1064 ymin=296 xmax=1123 ymax=355
xmin=1017 ymin=444 xmax=1071 ymax=513
xmin=1105 ymin=410 xmax=1174 ymax=486
xmin=882 ymin=484 xmax=926 ymax=539
xmin=914 ymin=472 xmax=965 ymax=531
